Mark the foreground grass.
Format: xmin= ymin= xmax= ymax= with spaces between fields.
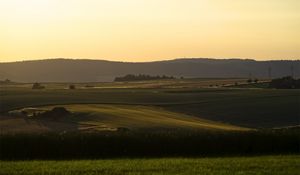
xmin=0 ymin=155 xmax=299 ymax=175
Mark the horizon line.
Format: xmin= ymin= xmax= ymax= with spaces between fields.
xmin=0 ymin=57 xmax=299 ymax=64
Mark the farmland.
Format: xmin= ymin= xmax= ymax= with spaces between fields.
xmin=0 ymin=79 xmax=299 ymax=174
xmin=1 ymin=80 xmax=299 ymax=129
xmin=1 ymin=0 xmax=299 ymax=173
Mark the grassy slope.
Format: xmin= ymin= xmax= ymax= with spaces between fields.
xmin=1 ymin=155 xmax=299 ymax=175
xmin=1 ymin=105 xmax=247 ymax=134
xmin=60 ymin=104 xmax=248 ymax=131
xmin=1 ymin=86 xmax=299 ymax=128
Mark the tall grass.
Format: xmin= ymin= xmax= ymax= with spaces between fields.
xmin=1 ymin=128 xmax=299 ymax=160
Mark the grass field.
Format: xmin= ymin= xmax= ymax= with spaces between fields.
xmin=1 ymin=155 xmax=299 ymax=175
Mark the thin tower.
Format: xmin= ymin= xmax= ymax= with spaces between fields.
xmin=290 ymin=65 xmax=294 ymax=78
xmin=268 ymin=66 xmax=272 ymax=79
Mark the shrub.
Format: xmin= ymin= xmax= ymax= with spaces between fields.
xmin=69 ymin=85 xmax=76 ymax=89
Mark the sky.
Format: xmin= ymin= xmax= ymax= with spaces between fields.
xmin=0 ymin=0 xmax=299 ymax=62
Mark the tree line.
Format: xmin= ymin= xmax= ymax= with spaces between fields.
xmin=269 ymin=76 xmax=300 ymax=89
xmin=114 ymin=74 xmax=176 ymax=82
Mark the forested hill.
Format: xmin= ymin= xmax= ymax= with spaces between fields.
xmin=0 ymin=58 xmax=299 ymax=82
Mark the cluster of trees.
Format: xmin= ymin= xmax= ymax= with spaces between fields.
xmin=32 ymin=83 xmax=76 ymax=90
xmin=114 ymin=74 xmax=175 ymax=82
xmin=32 ymin=83 xmax=45 ymax=89
xmin=269 ymin=76 xmax=300 ymax=89
xmin=38 ymin=107 xmax=71 ymax=120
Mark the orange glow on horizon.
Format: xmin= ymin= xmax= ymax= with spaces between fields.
xmin=0 ymin=0 xmax=299 ymax=62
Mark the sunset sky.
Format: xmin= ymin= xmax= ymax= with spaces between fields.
xmin=0 ymin=0 xmax=299 ymax=62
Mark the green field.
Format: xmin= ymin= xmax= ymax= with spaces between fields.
xmin=1 ymin=155 xmax=299 ymax=175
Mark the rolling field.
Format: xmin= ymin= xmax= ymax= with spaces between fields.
xmin=1 ymin=83 xmax=299 ymax=128
xmin=1 ymin=155 xmax=299 ymax=175
xmin=1 ymin=82 xmax=299 ymax=159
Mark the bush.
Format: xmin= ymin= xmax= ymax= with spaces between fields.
xmin=69 ymin=85 xmax=76 ymax=89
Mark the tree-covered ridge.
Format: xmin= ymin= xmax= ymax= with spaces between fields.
xmin=1 ymin=58 xmax=299 ymax=82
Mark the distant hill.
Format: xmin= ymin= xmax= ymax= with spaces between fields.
xmin=0 ymin=58 xmax=299 ymax=82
